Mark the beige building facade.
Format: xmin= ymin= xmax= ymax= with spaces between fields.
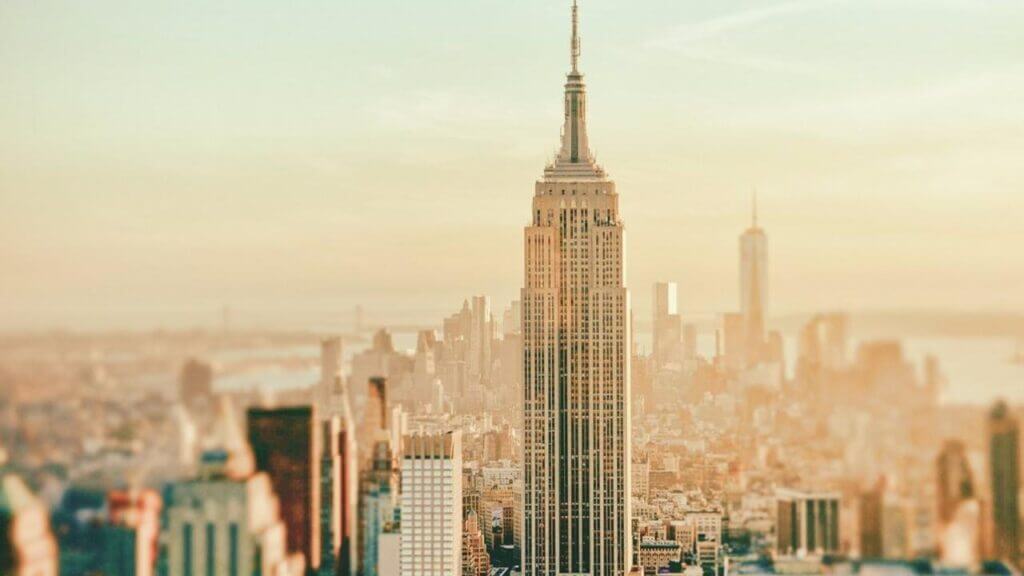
xmin=522 ymin=2 xmax=632 ymax=575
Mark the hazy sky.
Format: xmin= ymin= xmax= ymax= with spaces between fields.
xmin=2 ymin=0 xmax=1022 ymax=330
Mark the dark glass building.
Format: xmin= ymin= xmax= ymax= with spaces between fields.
xmin=247 ymin=405 xmax=320 ymax=570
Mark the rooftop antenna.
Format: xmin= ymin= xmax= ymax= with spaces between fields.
xmin=752 ymin=188 xmax=759 ymax=229
xmin=571 ymin=0 xmax=581 ymax=73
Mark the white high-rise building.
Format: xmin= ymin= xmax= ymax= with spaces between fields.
xmin=522 ymin=2 xmax=632 ymax=574
xmin=400 ymin=431 xmax=463 ymax=576
xmin=0 ymin=473 xmax=59 ymax=576
xmin=652 ymin=282 xmax=682 ymax=369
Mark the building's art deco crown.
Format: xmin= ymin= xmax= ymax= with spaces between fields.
xmin=544 ymin=0 xmax=607 ymax=182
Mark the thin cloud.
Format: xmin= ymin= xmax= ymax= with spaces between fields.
xmin=647 ymin=0 xmax=845 ymax=51
xmin=372 ymin=89 xmax=516 ymax=132
xmin=671 ymin=46 xmax=817 ymax=76
xmin=770 ymin=66 xmax=1024 ymax=131
xmin=643 ymin=0 xmax=845 ymax=75
xmin=366 ymin=88 xmax=550 ymax=160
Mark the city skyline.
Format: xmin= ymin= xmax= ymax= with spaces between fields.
xmin=1 ymin=3 xmax=1023 ymax=574
xmin=3 ymin=0 xmax=1024 ymax=330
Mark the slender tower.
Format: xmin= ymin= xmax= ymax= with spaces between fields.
xmin=740 ymin=192 xmax=767 ymax=365
xmin=522 ymin=2 xmax=632 ymax=574
xmin=989 ymin=400 xmax=1020 ymax=564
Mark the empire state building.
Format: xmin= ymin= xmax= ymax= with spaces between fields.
xmin=522 ymin=2 xmax=632 ymax=575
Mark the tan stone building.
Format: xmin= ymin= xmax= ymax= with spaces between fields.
xmin=522 ymin=2 xmax=631 ymax=575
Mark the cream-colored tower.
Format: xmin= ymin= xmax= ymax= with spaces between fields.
xmin=400 ymin=431 xmax=463 ymax=576
xmin=522 ymin=2 xmax=631 ymax=574
xmin=740 ymin=194 xmax=767 ymax=364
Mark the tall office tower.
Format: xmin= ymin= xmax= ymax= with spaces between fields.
xmin=350 ymin=331 xmax=413 ymax=416
xmin=739 ymin=195 xmax=767 ymax=366
xmin=775 ymin=490 xmax=841 ymax=557
xmin=356 ymin=376 xmax=390 ymax=469
xmin=498 ymin=307 xmax=525 ymax=414
xmin=338 ymin=425 xmax=358 ymax=576
xmin=320 ymin=375 xmax=359 ymax=576
xmin=0 ymin=472 xmax=59 ymax=576
xmin=320 ymin=420 xmax=339 ymax=575
xmin=463 ymin=511 xmax=491 ymax=576
xmin=356 ymin=376 xmax=397 ymax=576
xmin=359 ymin=439 xmax=397 ymax=576
xmin=367 ymin=378 xmax=389 ymax=442
xmin=936 ymin=439 xmax=975 ymax=525
xmin=798 ymin=314 xmax=849 ymax=373
xmin=247 ymin=406 xmax=321 ymax=570
xmin=179 ymin=358 xmax=214 ymax=407
xmin=413 ymin=330 xmax=439 ymax=404
xmin=444 ymin=300 xmax=473 ymax=348
xmin=321 ymin=337 xmax=343 ymax=387
xmin=324 ymin=374 xmax=356 ymax=434
xmin=440 ymin=301 xmax=472 ymax=403
xmin=400 ymin=431 xmax=464 ymax=576
xmin=522 ymin=2 xmax=632 ymax=574
xmin=989 ymin=400 xmax=1020 ymax=563
xmin=463 ymin=468 xmax=483 ymax=518
xmin=331 ymin=375 xmax=364 ymax=569
xmin=722 ymin=313 xmax=745 ymax=370
xmin=469 ymin=295 xmax=493 ymax=383
xmin=320 ymin=337 xmax=343 ymax=397
xmin=320 ymin=416 xmax=359 ymax=576
xmin=652 ymin=282 xmax=682 ymax=370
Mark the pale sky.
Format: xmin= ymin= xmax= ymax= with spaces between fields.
xmin=1 ymin=0 xmax=1022 ymax=330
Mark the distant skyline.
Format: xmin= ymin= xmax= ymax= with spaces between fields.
xmin=2 ymin=0 xmax=1023 ymax=330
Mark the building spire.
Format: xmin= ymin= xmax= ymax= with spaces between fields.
xmin=544 ymin=0 xmax=605 ymax=181
xmin=752 ymin=188 xmax=759 ymax=229
xmin=571 ymin=0 xmax=581 ymax=73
